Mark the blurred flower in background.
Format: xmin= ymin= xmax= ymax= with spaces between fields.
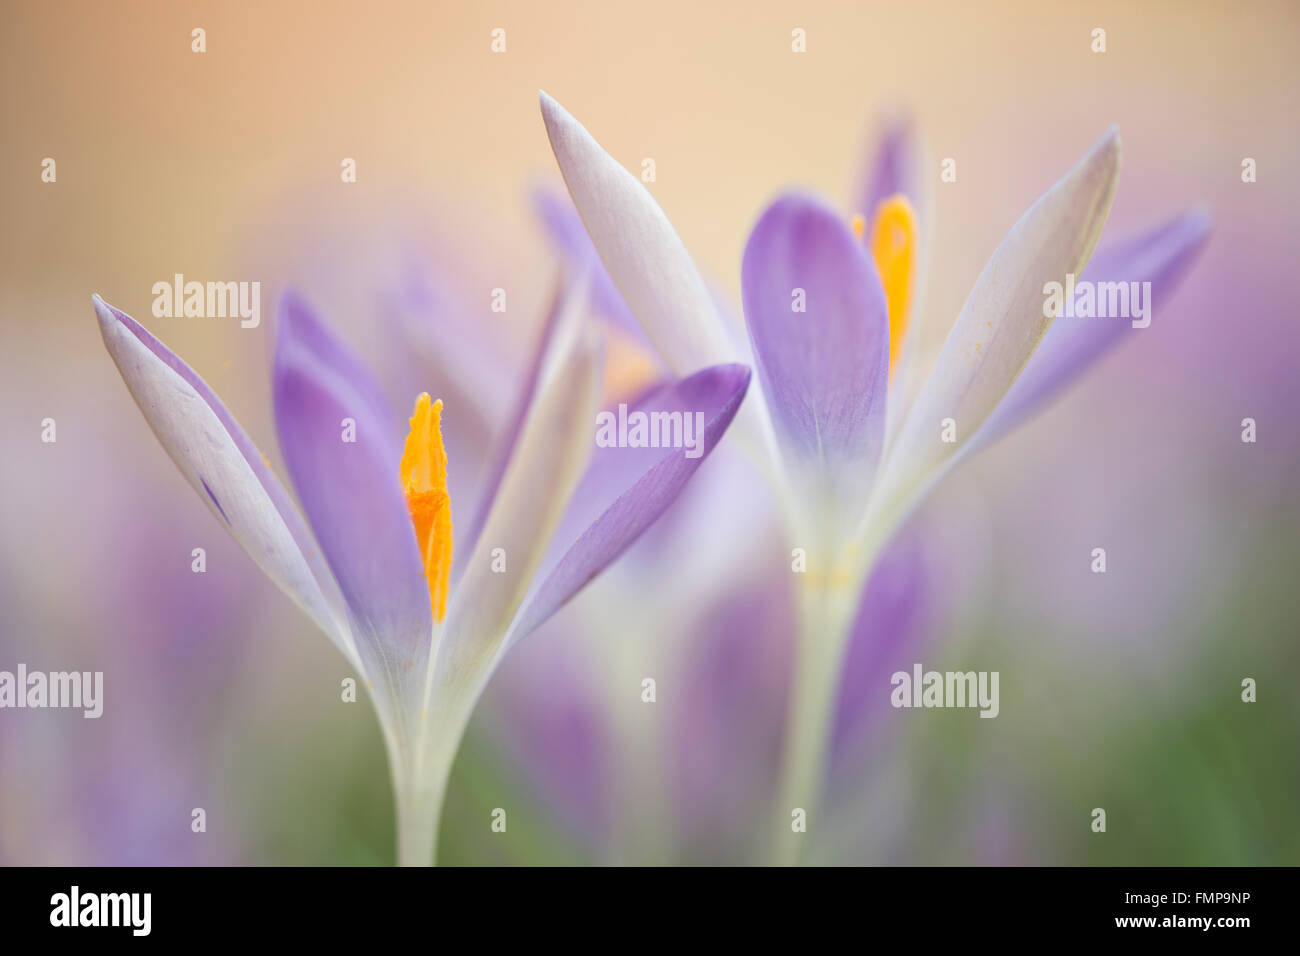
xmin=535 ymin=88 xmax=1220 ymax=864
xmin=0 ymin=371 xmax=262 ymax=864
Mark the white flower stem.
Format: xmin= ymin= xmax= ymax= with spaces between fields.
xmin=771 ymin=574 xmax=859 ymax=866
xmin=393 ymin=688 xmax=475 ymax=867
xmin=395 ymin=768 xmax=448 ymax=867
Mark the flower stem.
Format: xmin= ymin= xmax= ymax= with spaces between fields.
xmin=395 ymin=777 xmax=444 ymax=867
xmin=393 ymin=698 xmax=467 ymax=867
xmin=770 ymin=574 xmax=859 ymax=866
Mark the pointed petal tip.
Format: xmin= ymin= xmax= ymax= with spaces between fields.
xmin=91 ymin=294 xmax=144 ymax=348
xmin=91 ymin=293 xmax=114 ymax=328
xmin=1065 ymin=127 xmax=1121 ymax=187
xmin=679 ymin=361 xmax=752 ymax=404
xmin=539 ymin=93 xmax=598 ymax=167
xmin=87 ymin=287 xmax=358 ymax=662
xmin=91 ymin=292 xmax=121 ymax=321
xmin=1163 ymin=204 xmax=1213 ymax=254
xmin=881 ymin=112 xmax=915 ymax=136
xmin=275 ymin=288 xmax=320 ymax=348
xmin=278 ymin=286 xmax=309 ymax=318
xmin=1090 ymin=125 xmax=1121 ymax=168
xmin=504 ymin=359 xmax=753 ymax=645
xmin=709 ymin=361 xmax=753 ymax=399
xmin=733 ymin=363 xmax=754 ymax=403
xmin=539 ymin=92 xmax=581 ymax=152
xmin=538 ymin=90 xmax=565 ymax=125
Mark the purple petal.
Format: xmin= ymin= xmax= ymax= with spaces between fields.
xmin=460 ymin=275 xmax=573 ymax=565
xmin=858 ymin=117 xmax=920 ymax=217
xmin=93 ymin=297 xmax=347 ymax=651
xmin=272 ymin=292 xmax=431 ymax=683
xmin=532 ymin=184 xmax=648 ymax=340
xmin=672 ymin=576 xmax=794 ymax=861
xmin=507 ymin=363 xmax=752 ymax=642
xmin=974 ymin=208 xmax=1211 ymax=450
xmin=741 ymin=193 xmax=890 ymax=477
xmin=539 ymin=92 xmax=737 ymax=376
xmin=830 ymin=531 xmax=935 ymax=769
xmin=96 ymin=298 xmax=330 ymax=588
xmin=486 ymin=619 xmax=612 ymax=846
xmin=535 ymin=181 xmax=740 ymax=364
xmin=378 ymin=247 xmax=507 ymax=508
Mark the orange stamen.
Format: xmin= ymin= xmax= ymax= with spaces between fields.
xmin=400 ymin=394 xmax=453 ymax=622
xmin=867 ymin=195 xmax=917 ymax=376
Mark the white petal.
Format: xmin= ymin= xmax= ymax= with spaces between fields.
xmin=540 ymin=91 xmax=736 ymax=375
xmin=94 ymin=296 xmax=356 ymax=665
xmin=435 ymin=279 xmax=603 ymax=687
xmin=872 ymin=129 xmax=1121 ymax=518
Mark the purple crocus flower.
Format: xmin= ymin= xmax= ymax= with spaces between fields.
xmin=93 ymin=275 xmax=750 ymax=865
xmin=539 ymin=92 xmax=1208 ymax=862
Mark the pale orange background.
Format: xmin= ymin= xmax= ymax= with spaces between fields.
xmin=4 ymin=0 xmax=1296 ymax=358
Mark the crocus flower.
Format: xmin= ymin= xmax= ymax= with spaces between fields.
xmin=92 ymin=277 xmax=750 ymax=865
xmin=539 ymin=92 xmax=1209 ymax=862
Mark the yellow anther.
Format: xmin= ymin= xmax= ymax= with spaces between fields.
xmin=868 ymin=195 xmax=917 ymax=376
xmin=400 ymin=394 xmax=453 ymax=622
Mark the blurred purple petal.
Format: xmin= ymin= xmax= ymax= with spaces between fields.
xmin=461 ymin=275 xmax=576 ymax=565
xmin=508 ymin=363 xmax=752 ymax=642
xmin=532 ymin=184 xmax=647 ymax=340
xmin=272 ymin=293 xmax=431 ymax=685
xmin=673 ymin=575 xmax=793 ymax=862
xmin=972 ymin=208 xmax=1212 ymax=451
xmin=379 ymin=249 xmax=506 ymax=507
xmin=831 ymin=531 xmax=935 ymax=769
xmin=488 ymin=619 xmax=612 ymax=847
xmin=858 ymin=117 xmax=920 ymax=217
xmin=741 ymin=193 xmax=889 ymax=478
